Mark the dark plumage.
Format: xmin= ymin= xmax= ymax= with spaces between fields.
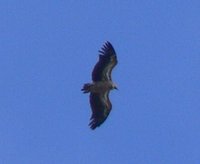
xmin=82 ymin=41 xmax=118 ymax=130
xmin=92 ymin=42 xmax=117 ymax=81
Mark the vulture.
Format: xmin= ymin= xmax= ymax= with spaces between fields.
xmin=81 ymin=41 xmax=118 ymax=130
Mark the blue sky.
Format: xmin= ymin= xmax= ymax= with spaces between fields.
xmin=0 ymin=1 xmax=200 ymax=163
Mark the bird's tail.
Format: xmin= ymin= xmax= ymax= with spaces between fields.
xmin=81 ymin=83 xmax=92 ymax=93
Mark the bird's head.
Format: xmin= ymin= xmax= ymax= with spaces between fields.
xmin=112 ymin=83 xmax=118 ymax=90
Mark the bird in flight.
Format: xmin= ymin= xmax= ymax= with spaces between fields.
xmin=81 ymin=41 xmax=118 ymax=130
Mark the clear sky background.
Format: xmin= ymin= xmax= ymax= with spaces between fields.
xmin=0 ymin=1 xmax=200 ymax=164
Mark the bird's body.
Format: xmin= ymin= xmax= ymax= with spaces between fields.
xmin=82 ymin=81 xmax=115 ymax=93
xmin=82 ymin=41 xmax=118 ymax=130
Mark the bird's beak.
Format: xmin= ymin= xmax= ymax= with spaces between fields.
xmin=114 ymin=86 xmax=118 ymax=90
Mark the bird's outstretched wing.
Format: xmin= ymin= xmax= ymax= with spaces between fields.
xmin=89 ymin=91 xmax=112 ymax=130
xmin=92 ymin=41 xmax=117 ymax=82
